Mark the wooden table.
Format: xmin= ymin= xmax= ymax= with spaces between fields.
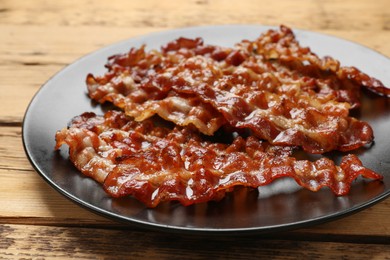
xmin=1 ymin=0 xmax=389 ymax=258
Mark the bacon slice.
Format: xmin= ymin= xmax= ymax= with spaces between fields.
xmin=87 ymin=26 xmax=388 ymax=154
xmin=86 ymin=42 xmax=228 ymax=136
xmin=252 ymin=26 xmax=390 ymax=102
xmin=55 ymin=111 xmax=382 ymax=208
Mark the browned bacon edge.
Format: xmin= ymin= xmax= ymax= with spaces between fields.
xmin=55 ymin=111 xmax=382 ymax=208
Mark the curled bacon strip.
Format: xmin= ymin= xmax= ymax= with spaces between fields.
xmin=253 ymin=26 xmax=390 ymax=101
xmin=55 ymin=111 xmax=382 ymax=208
xmin=87 ymin=26 xmax=388 ymax=154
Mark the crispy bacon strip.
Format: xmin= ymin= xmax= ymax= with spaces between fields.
xmin=55 ymin=111 xmax=382 ymax=207
xmin=87 ymin=26 xmax=388 ymax=154
xmin=87 ymin=42 xmax=227 ymax=136
xmin=252 ymin=26 xmax=390 ymax=101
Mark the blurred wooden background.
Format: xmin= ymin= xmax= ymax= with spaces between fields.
xmin=1 ymin=0 xmax=389 ymax=258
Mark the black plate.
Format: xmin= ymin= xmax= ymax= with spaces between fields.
xmin=22 ymin=25 xmax=390 ymax=234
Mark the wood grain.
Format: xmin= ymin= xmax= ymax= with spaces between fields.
xmin=1 ymin=125 xmax=389 ymax=236
xmin=0 ymin=224 xmax=389 ymax=260
xmin=1 ymin=0 xmax=389 ymax=30
xmin=1 ymin=25 xmax=390 ymax=122
xmin=2 ymin=0 xmax=390 ymax=258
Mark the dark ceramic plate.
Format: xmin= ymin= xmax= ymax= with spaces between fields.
xmin=22 ymin=25 xmax=390 ymax=234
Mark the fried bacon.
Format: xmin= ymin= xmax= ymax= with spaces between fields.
xmin=87 ymin=26 xmax=389 ymax=154
xmin=55 ymin=111 xmax=382 ymax=208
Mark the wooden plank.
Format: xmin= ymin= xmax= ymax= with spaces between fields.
xmin=1 ymin=158 xmax=389 ymax=236
xmin=0 ymin=0 xmax=389 ymax=31
xmin=0 ymin=127 xmax=29 ymax=170
xmin=0 ymin=224 xmax=389 ymax=259
xmin=1 ymin=0 xmax=389 ymax=258
xmin=0 ymin=126 xmax=108 ymax=223
xmin=1 ymin=164 xmax=389 ymax=236
xmin=1 ymin=26 xmax=390 ymax=67
xmin=0 ymin=168 xmax=108 ymax=222
xmin=1 ymin=126 xmax=390 ymax=236
xmin=0 ymin=25 xmax=165 ymax=121
xmin=0 ymin=127 xmax=34 ymax=171
xmin=1 ymin=25 xmax=390 ymax=121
